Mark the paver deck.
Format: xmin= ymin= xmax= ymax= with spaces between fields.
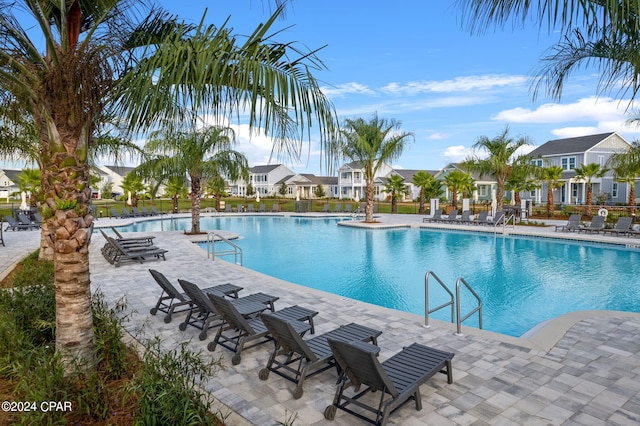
xmin=2 ymin=213 xmax=640 ymax=425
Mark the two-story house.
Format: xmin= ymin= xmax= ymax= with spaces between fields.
xmin=0 ymin=169 xmax=22 ymax=201
xmin=234 ymin=164 xmax=296 ymax=197
xmin=435 ymin=163 xmax=497 ymax=204
xmin=337 ymin=161 xmax=394 ymax=201
xmin=525 ymin=132 xmax=631 ymax=205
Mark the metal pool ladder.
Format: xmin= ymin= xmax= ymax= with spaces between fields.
xmin=207 ymin=232 xmax=243 ymax=265
xmin=424 ymin=271 xmax=483 ymax=336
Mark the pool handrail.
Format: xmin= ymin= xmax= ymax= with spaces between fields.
xmin=455 ymin=277 xmax=483 ymax=336
xmin=207 ymin=232 xmax=243 ymax=265
xmin=424 ymin=271 xmax=455 ymax=328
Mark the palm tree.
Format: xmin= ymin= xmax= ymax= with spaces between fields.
xmin=462 ymin=127 xmax=531 ymax=213
xmin=205 ymin=175 xmax=228 ymax=211
xmin=607 ymin=141 xmax=640 ymax=215
xmin=505 ymin=155 xmax=539 ymax=205
xmin=339 ymin=114 xmax=413 ymax=222
xmin=443 ymin=170 xmax=475 ymax=210
xmin=121 ymin=173 xmax=145 ymax=208
xmin=384 ymin=174 xmax=408 ymax=213
xmin=16 ymin=168 xmax=41 ymax=208
xmin=539 ymin=166 xmax=565 ymax=217
xmin=0 ymin=1 xmax=335 ymax=375
xmin=165 ymin=176 xmax=189 ymax=214
xmin=460 ymin=2 xmax=640 ymax=104
xmin=412 ymin=171 xmax=437 ymax=214
xmin=136 ymin=125 xmax=248 ymax=234
xmin=573 ymin=163 xmax=608 ymax=215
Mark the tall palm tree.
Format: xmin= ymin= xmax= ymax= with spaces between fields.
xmin=136 ymin=125 xmax=248 ymax=233
xmin=121 ymin=172 xmax=145 ymax=208
xmin=443 ymin=169 xmax=475 ymax=210
xmin=412 ymin=170 xmax=437 ymax=214
xmin=17 ymin=168 xmax=41 ymax=207
xmin=505 ymin=155 xmax=539 ymax=205
xmin=539 ymin=165 xmax=565 ymax=217
xmin=339 ymin=114 xmax=413 ymax=222
xmin=607 ymin=141 xmax=640 ymax=215
xmin=573 ymin=163 xmax=608 ymax=215
xmin=462 ymin=127 xmax=531 ymax=213
xmin=0 ymin=1 xmax=335 ymax=375
xmin=165 ymin=176 xmax=188 ymax=214
xmin=384 ymin=174 xmax=408 ymax=213
xmin=205 ymin=175 xmax=229 ymax=211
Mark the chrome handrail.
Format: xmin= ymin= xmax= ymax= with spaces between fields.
xmin=424 ymin=271 xmax=455 ymax=328
xmin=207 ymin=232 xmax=243 ymax=265
xmin=454 ymin=277 xmax=483 ymax=336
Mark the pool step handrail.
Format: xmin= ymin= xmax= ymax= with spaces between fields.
xmin=207 ymin=232 xmax=243 ymax=265
xmin=424 ymin=271 xmax=455 ymax=328
xmin=494 ymin=213 xmax=516 ymax=233
xmin=424 ymin=271 xmax=483 ymax=336
xmin=455 ymin=277 xmax=483 ymax=336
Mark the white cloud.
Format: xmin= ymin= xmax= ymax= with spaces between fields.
xmin=381 ymin=74 xmax=528 ymax=95
xmin=441 ymin=145 xmax=474 ymax=163
xmin=321 ymin=82 xmax=376 ymax=97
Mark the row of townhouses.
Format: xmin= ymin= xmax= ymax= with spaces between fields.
xmin=0 ymin=132 xmax=635 ymax=206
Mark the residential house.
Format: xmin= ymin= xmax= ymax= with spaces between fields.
xmin=525 ymin=132 xmax=631 ymax=205
xmin=388 ymin=169 xmax=439 ymax=201
xmin=231 ymin=164 xmax=296 ymax=197
xmin=435 ymin=163 xmax=497 ymax=205
xmin=0 ymin=169 xmax=22 ymax=201
xmin=97 ymin=165 xmax=136 ymax=197
xmin=281 ymin=174 xmax=338 ymax=199
xmin=337 ymin=161 xmax=394 ymax=201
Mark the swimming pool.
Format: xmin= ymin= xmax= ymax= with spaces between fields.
xmin=116 ymin=216 xmax=640 ymax=337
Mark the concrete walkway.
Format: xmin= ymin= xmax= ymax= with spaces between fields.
xmin=2 ymin=214 xmax=640 ymax=425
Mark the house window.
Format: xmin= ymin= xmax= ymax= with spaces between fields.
xmin=530 ymin=189 xmax=536 ymax=197
xmin=598 ymin=155 xmax=605 ymax=166
xmin=572 ymin=183 xmax=578 ymax=198
xmin=354 ymin=172 xmax=360 ymax=179
xmin=561 ymin=157 xmax=576 ymax=170
xmin=287 ymin=187 xmax=293 ymax=195
xmin=479 ymin=185 xmax=487 ymax=197
xmin=342 ymin=188 xmax=348 ymax=195
xmin=531 ymin=159 xmax=543 ymax=167
xmin=342 ymin=172 xmax=349 ymax=179
xmin=612 ymin=183 xmax=618 ymax=197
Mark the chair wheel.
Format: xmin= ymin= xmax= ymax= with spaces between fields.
xmin=324 ymin=405 xmax=336 ymax=420
xmin=150 ymin=308 xmax=157 ymax=315
xmin=231 ymin=354 xmax=241 ymax=365
xmin=292 ymin=386 xmax=303 ymax=399
xmin=199 ymin=331 xmax=208 ymax=341
xmin=179 ymin=323 xmax=187 ymax=331
xmin=163 ymin=315 xmax=172 ymax=323
xmin=258 ymin=368 xmax=270 ymax=380
xmin=207 ymin=342 xmax=216 ymax=352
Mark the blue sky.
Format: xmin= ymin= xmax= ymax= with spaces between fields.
xmin=6 ymin=1 xmax=640 ymax=174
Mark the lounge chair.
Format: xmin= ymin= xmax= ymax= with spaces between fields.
xmin=17 ymin=212 xmax=39 ymax=229
xmin=246 ymin=203 xmax=255 ymax=213
xmin=177 ymin=279 xmax=278 ymax=340
xmin=322 ymin=203 xmax=331 ymax=213
xmin=484 ymin=211 xmax=505 ymax=226
xmin=0 ymin=220 xmax=4 ymax=246
xmin=555 ymin=214 xmax=582 ymax=232
xmin=344 ymin=204 xmax=353 ymax=213
xmin=259 ymin=313 xmax=382 ymax=399
xmin=130 ymin=207 xmax=143 ymax=217
xmin=471 ymin=210 xmax=489 ymax=225
xmin=150 ymin=206 xmax=160 ymax=215
xmin=271 ymin=203 xmax=280 ymax=212
xmin=578 ymin=215 xmax=605 ymax=234
xmin=207 ymin=294 xmax=318 ymax=365
xmin=324 ymin=339 xmax=454 ymax=425
xmin=4 ymin=216 xmax=32 ymax=231
xmin=224 ymin=204 xmax=232 ymax=213
xmin=109 ymin=207 xmax=121 ymax=218
xmin=258 ymin=203 xmax=266 ymax=212
xmin=140 ymin=206 xmax=153 ymax=216
xmin=33 ymin=212 xmax=43 ymax=226
xmin=602 ymin=216 xmax=634 ymax=237
xmin=103 ymin=236 xmax=167 ymax=266
xmin=332 ymin=204 xmax=343 ymax=213
xmin=423 ymin=209 xmax=443 ymax=223
xmin=110 ymin=227 xmax=155 ymax=245
xmin=452 ymin=210 xmax=471 ymax=225
xmin=121 ymin=207 xmax=133 ymax=218
xmin=148 ymin=270 xmax=242 ymax=323
xmin=440 ymin=209 xmax=459 ymax=223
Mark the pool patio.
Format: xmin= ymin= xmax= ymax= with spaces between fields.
xmin=2 ymin=213 xmax=640 ymax=425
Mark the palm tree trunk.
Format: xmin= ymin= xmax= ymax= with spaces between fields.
xmin=547 ymin=188 xmax=554 ymax=217
xmin=496 ymin=179 xmax=505 ymax=213
xmin=391 ymin=190 xmax=397 ymax=213
xmin=41 ymin=122 xmax=96 ymax=375
xmin=190 ymin=176 xmax=202 ymax=233
xmin=418 ymin=189 xmax=425 ymax=214
xmin=629 ymin=183 xmax=636 ymax=216
xmin=365 ymin=179 xmax=374 ymax=222
xmin=585 ymin=184 xmax=593 ymax=216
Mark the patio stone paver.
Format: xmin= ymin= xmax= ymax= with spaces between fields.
xmin=2 ymin=213 xmax=640 ymax=425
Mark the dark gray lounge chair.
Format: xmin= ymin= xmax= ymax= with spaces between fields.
xmin=111 ymin=227 xmax=155 ymax=245
xmin=246 ymin=203 xmax=255 ymax=213
xmin=103 ymin=236 xmax=167 ymax=266
xmin=150 ymin=206 xmax=160 ymax=215
xmin=424 ymin=209 xmax=442 ymax=223
xmin=471 ymin=210 xmax=489 ymax=225
xmin=207 ymin=294 xmax=318 ymax=365
xmin=602 ymin=216 xmax=634 ymax=236
xmin=578 ymin=215 xmax=605 ymax=234
xmin=440 ymin=209 xmax=458 ymax=223
xmin=344 ymin=204 xmax=353 ymax=213
xmin=555 ymin=214 xmax=582 ymax=232
xmin=322 ymin=203 xmax=331 ymax=213
xmin=484 ymin=211 xmax=505 ymax=226
xmin=324 ymin=339 xmax=454 ymax=425
xmin=258 ymin=203 xmax=266 ymax=212
xmin=271 ymin=203 xmax=280 ymax=212
xmin=452 ymin=210 xmax=471 ymax=224
xmin=259 ymin=313 xmax=382 ymax=399
xmin=18 ymin=212 xmax=39 ymax=229
xmin=177 ymin=279 xmax=278 ymax=340
xmin=148 ymin=269 xmax=242 ymax=323
xmin=333 ymin=204 xmax=343 ymax=213
xmin=121 ymin=207 xmax=133 ymax=218
xmin=4 ymin=216 xmax=31 ymax=231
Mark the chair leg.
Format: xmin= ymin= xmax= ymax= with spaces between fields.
xmin=414 ymin=388 xmax=422 ymax=410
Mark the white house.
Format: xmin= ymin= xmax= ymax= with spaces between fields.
xmin=97 ymin=165 xmax=136 ymax=197
xmin=337 ymin=161 xmax=394 ymax=201
xmin=0 ymin=169 xmax=22 ymax=201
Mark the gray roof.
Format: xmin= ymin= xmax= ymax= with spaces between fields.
xmin=250 ymin=164 xmax=281 ymax=173
xmin=528 ymin=132 xmax=615 ymax=157
xmin=103 ymin=165 xmax=136 ymax=176
xmin=2 ymin=169 xmax=22 ymax=182
xmin=393 ymin=169 xmax=438 ymax=182
xmin=275 ymin=174 xmax=295 ymax=185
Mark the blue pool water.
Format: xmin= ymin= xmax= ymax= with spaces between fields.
xmin=117 ymin=216 xmax=640 ymax=337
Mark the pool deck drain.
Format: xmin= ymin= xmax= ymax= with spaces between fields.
xmin=3 ymin=213 xmax=640 ymax=425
